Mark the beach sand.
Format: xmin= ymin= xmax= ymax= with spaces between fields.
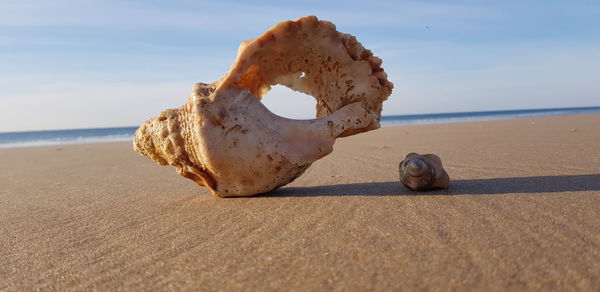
xmin=1 ymin=114 xmax=599 ymax=291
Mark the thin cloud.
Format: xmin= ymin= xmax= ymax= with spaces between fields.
xmin=1 ymin=1 xmax=599 ymax=131
xmin=384 ymin=44 xmax=600 ymax=115
xmin=0 ymin=81 xmax=191 ymax=132
xmin=0 ymin=0 xmax=499 ymax=31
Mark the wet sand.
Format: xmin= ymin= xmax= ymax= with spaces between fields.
xmin=1 ymin=114 xmax=599 ymax=291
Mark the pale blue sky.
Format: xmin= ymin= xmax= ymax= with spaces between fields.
xmin=1 ymin=0 xmax=599 ymax=132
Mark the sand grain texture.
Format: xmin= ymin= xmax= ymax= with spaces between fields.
xmin=1 ymin=114 xmax=599 ymax=291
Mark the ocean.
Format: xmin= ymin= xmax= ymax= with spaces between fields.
xmin=1 ymin=106 xmax=599 ymax=149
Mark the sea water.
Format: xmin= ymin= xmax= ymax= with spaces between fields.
xmin=1 ymin=106 xmax=599 ymax=149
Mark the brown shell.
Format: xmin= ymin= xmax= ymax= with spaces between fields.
xmin=399 ymin=153 xmax=450 ymax=191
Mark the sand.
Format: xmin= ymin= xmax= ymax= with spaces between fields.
xmin=1 ymin=114 xmax=599 ymax=291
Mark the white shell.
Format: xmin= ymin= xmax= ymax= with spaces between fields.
xmin=134 ymin=16 xmax=393 ymax=197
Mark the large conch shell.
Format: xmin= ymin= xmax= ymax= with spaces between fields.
xmin=134 ymin=16 xmax=393 ymax=197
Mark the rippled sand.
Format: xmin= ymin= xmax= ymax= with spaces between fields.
xmin=1 ymin=114 xmax=599 ymax=291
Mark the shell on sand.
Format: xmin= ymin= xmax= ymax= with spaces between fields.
xmin=134 ymin=16 xmax=393 ymax=197
xmin=399 ymin=153 xmax=450 ymax=191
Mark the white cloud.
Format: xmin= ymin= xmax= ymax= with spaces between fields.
xmin=0 ymin=1 xmax=298 ymax=30
xmin=1 ymin=1 xmax=599 ymax=131
xmin=0 ymin=81 xmax=191 ymax=132
xmin=0 ymin=0 xmax=499 ymax=32
xmin=382 ymin=43 xmax=600 ymax=115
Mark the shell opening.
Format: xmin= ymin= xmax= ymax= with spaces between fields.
xmin=261 ymin=84 xmax=317 ymax=120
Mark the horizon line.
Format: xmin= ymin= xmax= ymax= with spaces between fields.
xmin=1 ymin=105 xmax=599 ymax=134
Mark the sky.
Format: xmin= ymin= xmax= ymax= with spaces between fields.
xmin=1 ymin=0 xmax=599 ymax=132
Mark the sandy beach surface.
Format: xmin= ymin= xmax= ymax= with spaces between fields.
xmin=1 ymin=114 xmax=599 ymax=291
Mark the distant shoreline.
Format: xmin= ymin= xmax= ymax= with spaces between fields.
xmin=381 ymin=105 xmax=600 ymax=126
xmin=1 ymin=106 xmax=599 ymax=149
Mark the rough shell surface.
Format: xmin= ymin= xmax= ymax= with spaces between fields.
xmin=134 ymin=16 xmax=393 ymax=197
xmin=399 ymin=153 xmax=450 ymax=191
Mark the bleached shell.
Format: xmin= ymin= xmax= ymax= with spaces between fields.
xmin=134 ymin=16 xmax=393 ymax=197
